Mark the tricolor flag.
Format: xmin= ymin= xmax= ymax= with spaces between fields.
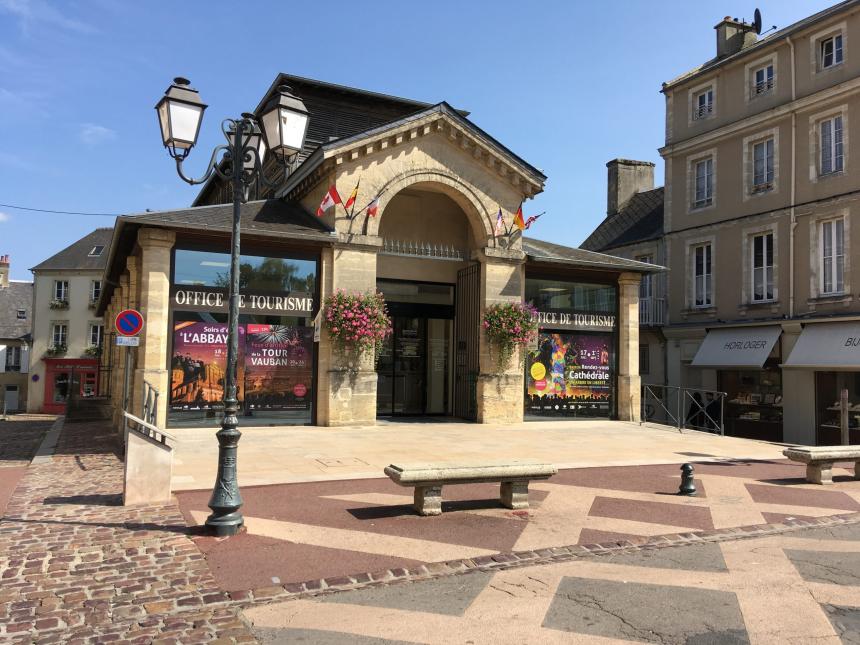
xmin=316 ymin=185 xmax=342 ymax=216
xmin=494 ymin=208 xmax=504 ymax=236
xmin=366 ymin=196 xmax=380 ymax=218
xmin=524 ymin=213 xmax=544 ymax=230
xmin=513 ymin=204 xmax=526 ymax=230
xmin=344 ymin=179 xmax=360 ymax=214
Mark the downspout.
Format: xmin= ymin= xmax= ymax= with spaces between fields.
xmin=788 ymin=35 xmax=797 ymax=319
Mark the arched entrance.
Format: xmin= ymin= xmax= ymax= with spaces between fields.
xmin=374 ymin=184 xmax=481 ymax=419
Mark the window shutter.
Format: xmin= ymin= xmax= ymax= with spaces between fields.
xmin=20 ymin=345 xmax=29 ymax=374
xmin=822 ymin=120 xmax=833 ymax=174
xmin=0 ymin=345 xmax=5 ymax=373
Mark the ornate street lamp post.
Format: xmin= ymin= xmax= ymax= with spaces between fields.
xmin=156 ymin=78 xmax=308 ymax=536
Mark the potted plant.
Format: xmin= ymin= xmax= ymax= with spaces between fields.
xmin=45 ymin=344 xmax=68 ymax=357
xmin=49 ymin=299 xmax=69 ymax=310
xmin=323 ymin=290 xmax=392 ymax=364
xmin=83 ymin=345 xmax=101 ymax=357
xmin=482 ymin=302 xmax=538 ymax=371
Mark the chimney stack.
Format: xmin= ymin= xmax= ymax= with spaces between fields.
xmin=715 ymin=16 xmax=757 ymax=59
xmin=606 ymin=159 xmax=655 ymax=217
xmin=0 ymin=255 xmax=9 ymax=289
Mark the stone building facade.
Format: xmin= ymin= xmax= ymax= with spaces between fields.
xmin=0 ymin=255 xmax=32 ymax=413
xmin=97 ymin=75 xmax=656 ymax=431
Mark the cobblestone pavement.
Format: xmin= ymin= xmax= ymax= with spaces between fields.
xmin=0 ymin=420 xmax=255 ymax=644
xmin=0 ymin=416 xmax=55 ymax=466
xmin=244 ymin=520 xmax=860 ymax=644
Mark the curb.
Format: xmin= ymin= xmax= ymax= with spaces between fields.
xmin=31 ymin=416 xmax=63 ymax=465
xmin=223 ymin=510 xmax=860 ymax=609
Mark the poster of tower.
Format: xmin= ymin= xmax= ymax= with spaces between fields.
xmin=244 ymin=324 xmax=313 ymax=412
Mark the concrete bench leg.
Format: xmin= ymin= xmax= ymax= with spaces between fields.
xmin=500 ymin=481 xmax=529 ymax=510
xmin=855 ymin=461 xmax=860 ymax=481
xmin=807 ymin=462 xmax=834 ymax=485
xmin=414 ymin=486 xmax=442 ymax=516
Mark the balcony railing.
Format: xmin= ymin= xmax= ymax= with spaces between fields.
xmin=692 ymin=103 xmax=713 ymax=120
xmin=380 ymin=239 xmax=465 ymax=261
xmin=639 ymin=297 xmax=665 ymax=326
xmin=754 ymin=78 xmax=774 ymax=95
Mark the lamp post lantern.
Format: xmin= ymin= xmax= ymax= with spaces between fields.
xmin=155 ymin=78 xmax=307 ymax=536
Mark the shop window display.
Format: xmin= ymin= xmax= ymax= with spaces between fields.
xmin=720 ymin=366 xmax=783 ymax=441
xmin=815 ymin=372 xmax=860 ymax=445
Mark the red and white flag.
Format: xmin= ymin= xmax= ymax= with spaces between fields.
xmin=316 ymin=185 xmax=342 ymax=216
xmin=366 ymin=196 xmax=380 ymax=217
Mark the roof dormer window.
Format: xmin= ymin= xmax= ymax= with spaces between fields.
xmin=88 ymin=245 xmax=105 ymax=257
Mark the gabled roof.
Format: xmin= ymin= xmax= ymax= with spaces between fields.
xmin=663 ymin=0 xmax=859 ymax=92
xmin=0 ymin=281 xmax=33 ymax=340
xmin=579 ymin=187 xmax=664 ymax=252
xmin=30 ymin=228 xmax=113 ymax=272
xmin=523 ymin=237 xmax=664 ymax=273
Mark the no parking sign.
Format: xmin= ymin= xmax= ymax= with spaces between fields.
xmin=115 ymin=309 xmax=144 ymax=337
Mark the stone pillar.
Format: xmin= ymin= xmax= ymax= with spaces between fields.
xmin=134 ymin=228 xmax=175 ymax=430
xmin=617 ymin=272 xmax=642 ymax=422
xmin=476 ymin=248 xmax=526 ymax=425
xmin=317 ymin=243 xmax=379 ymax=426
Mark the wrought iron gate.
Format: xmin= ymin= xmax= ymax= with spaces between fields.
xmin=454 ymin=264 xmax=480 ymax=420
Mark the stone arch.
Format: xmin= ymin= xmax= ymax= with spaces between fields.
xmin=362 ymin=169 xmax=494 ymax=245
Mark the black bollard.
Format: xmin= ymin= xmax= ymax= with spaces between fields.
xmin=678 ymin=463 xmax=697 ymax=496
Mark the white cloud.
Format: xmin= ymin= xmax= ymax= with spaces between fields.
xmin=79 ymin=123 xmax=117 ymax=145
xmin=0 ymin=212 xmax=10 ymax=223
xmin=0 ymin=0 xmax=96 ymax=34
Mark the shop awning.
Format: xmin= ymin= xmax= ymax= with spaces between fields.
xmin=783 ymin=321 xmax=860 ymax=370
xmin=691 ymin=326 xmax=782 ymax=368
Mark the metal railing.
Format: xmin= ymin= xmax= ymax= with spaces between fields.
xmin=381 ymin=238 xmax=465 ymax=261
xmin=639 ymin=297 xmax=666 ymax=326
xmin=692 ymin=103 xmax=713 ymax=120
xmin=641 ymin=384 xmax=726 ymax=435
xmin=123 ymin=411 xmax=175 ymax=446
xmin=754 ymin=78 xmax=774 ymax=95
xmin=142 ymin=380 xmax=159 ymax=427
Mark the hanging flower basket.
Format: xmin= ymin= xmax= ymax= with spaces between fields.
xmin=482 ymin=302 xmax=538 ymax=371
xmin=323 ymin=290 xmax=392 ymax=363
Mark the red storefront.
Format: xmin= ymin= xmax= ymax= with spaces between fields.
xmin=42 ymin=358 xmax=99 ymax=414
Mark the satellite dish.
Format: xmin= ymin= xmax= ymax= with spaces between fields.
xmin=753 ymin=8 xmax=763 ymax=34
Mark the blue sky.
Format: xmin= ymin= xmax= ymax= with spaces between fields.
xmin=0 ymin=0 xmax=837 ymax=280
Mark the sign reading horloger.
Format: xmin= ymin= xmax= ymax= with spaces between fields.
xmin=170 ymin=286 xmax=314 ymax=316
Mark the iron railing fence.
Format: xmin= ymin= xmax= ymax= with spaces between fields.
xmin=641 ymin=384 xmax=726 ymax=435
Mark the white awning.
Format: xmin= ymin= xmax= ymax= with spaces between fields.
xmin=783 ymin=321 xmax=860 ymax=370
xmin=691 ymin=326 xmax=781 ymax=368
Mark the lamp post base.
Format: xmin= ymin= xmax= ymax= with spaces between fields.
xmin=205 ymin=511 xmax=244 ymax=537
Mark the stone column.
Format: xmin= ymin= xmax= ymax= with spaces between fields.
xmin=617 ymin=272 xmax=642 ymax=422
xmin=134 ymin=228 xmax=175 ymax=430
xmin=476 ymin=248 xmax=526 ymax=425
xmin=317 ymin=243 xmax=379 ymax=426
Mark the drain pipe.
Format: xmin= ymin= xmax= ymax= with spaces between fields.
xmin=788 ymin=35 xmax=798 ymax=319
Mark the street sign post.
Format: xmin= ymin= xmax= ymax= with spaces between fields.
xmin=115 ymin=309 xmax=145 ymax=414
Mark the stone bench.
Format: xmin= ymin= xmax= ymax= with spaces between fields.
xmin=782 ymin=446 xmax=860 ymax=485
xmin=383 ymin=462 xmax=557 ymax=516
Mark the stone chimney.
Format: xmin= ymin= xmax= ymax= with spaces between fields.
xmin=606 ymin=159 xmax=655 ymax=216
xmin=715 ymin=16 xmax=757 ymax=59
xmin=0 ymin=255 xmax=9 ymax=289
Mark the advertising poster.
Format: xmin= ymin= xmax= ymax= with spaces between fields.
xmin=243 ymin=324 xmax=313 ymax=412
xmin=170 ymin=322 xmax=245 ymax=411
xmin=525 ymin=332 xmax=613 ymax=417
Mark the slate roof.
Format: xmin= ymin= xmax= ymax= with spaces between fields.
xmin=119 ymin=199 xmax=334 ymax=241
xmin=579 ymin=187 xmax=664 ymax=253
xmin=523 ymin=237 xmax=663 ymax=273
xmin=30 ymin=228 xmax=114 ymax=272
xmin=0 ymin=281 xmax=33 ymax=340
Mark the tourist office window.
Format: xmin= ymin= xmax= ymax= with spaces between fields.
xmin=752 ymin=138 xmax=775 ymax=192
xmin=693 ymin=244 xmax=713 ymax=307
xmin=169 ymin=248 xmax=318 ymax=429
xmin=820 ymin=218 xmax=845 ymax=295
xmin=751 ymin=232 xmax=774 ymax=302
xmin=524 ymin=278 xmax=617 ymax=420
xmin=693 ymin=158 xmax=713 ymax=208
xmin=820 ymin=115 xmax=844 ymax=176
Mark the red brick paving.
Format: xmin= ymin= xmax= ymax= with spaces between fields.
xmin=745 ymin=482 xmax=860 ymax=511
xmin=588 ymin=495 xmax=715 ymax=530
xmin=0 ymin=420 xmax=255 ymax=643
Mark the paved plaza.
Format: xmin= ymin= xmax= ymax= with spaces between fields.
xmin=1 ymin=415 xmax=859 ymax=643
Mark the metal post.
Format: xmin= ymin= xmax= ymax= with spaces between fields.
xmin=719 ymin=394 xmax=725 ymax=436
xmin=677 ymin=388 xmax=683 ymax=432
xmin=122 ymin=348 xmax=131 ymax=413
xmin=840 ymin=387 xmax=849 ymax=446
xmin=205 ymin=119 xmax=245 ymax=537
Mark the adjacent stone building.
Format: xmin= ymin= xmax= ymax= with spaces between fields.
xmin=97 ymin=74 xmax=658 ymax=431
xmin=28 ymin=229 xmax=112 ymax=414
xmin=0 ymin=255 xmax=32 ymax=413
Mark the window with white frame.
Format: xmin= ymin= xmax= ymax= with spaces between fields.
xmin=90 ymin=280 xmax=101 ymax=303
xmin=89 ymin=323 xmax=104 ymax=347
xmin=51 ymin=323 xmax=68 ymax=348
xmin=820 ymin=218 xmax=845 ymax=295
xmin=751 ymin=232 xmax=774 ymax=302
xmin=820 ymin=115 xmax=844 ymax=175
xmin=693 ymin=88 xmax=714 ymax=120
xmin=637 ymin=255 xmax=654 ymax=299
xmin=753 ymin=64 xmax=774 ymax=95
xmin=693 ymin=243 xmax=713 ymax=307
xmin=821 ymin=34 xmax=844 ymax=69
xmin=752 ymin=138 xmax=775 ymax=191
xmin=88 ymin=245 xmax=105 ymax=257
xmin=16 ymin=310 xmax=26 ymax=320
xmin=53 ymin=280 xmax=68 ymax=302
xmin=5 ymin=346 xmax=21 ymax=372
xmin=693 ymin=157 xmax=714 ymax=208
